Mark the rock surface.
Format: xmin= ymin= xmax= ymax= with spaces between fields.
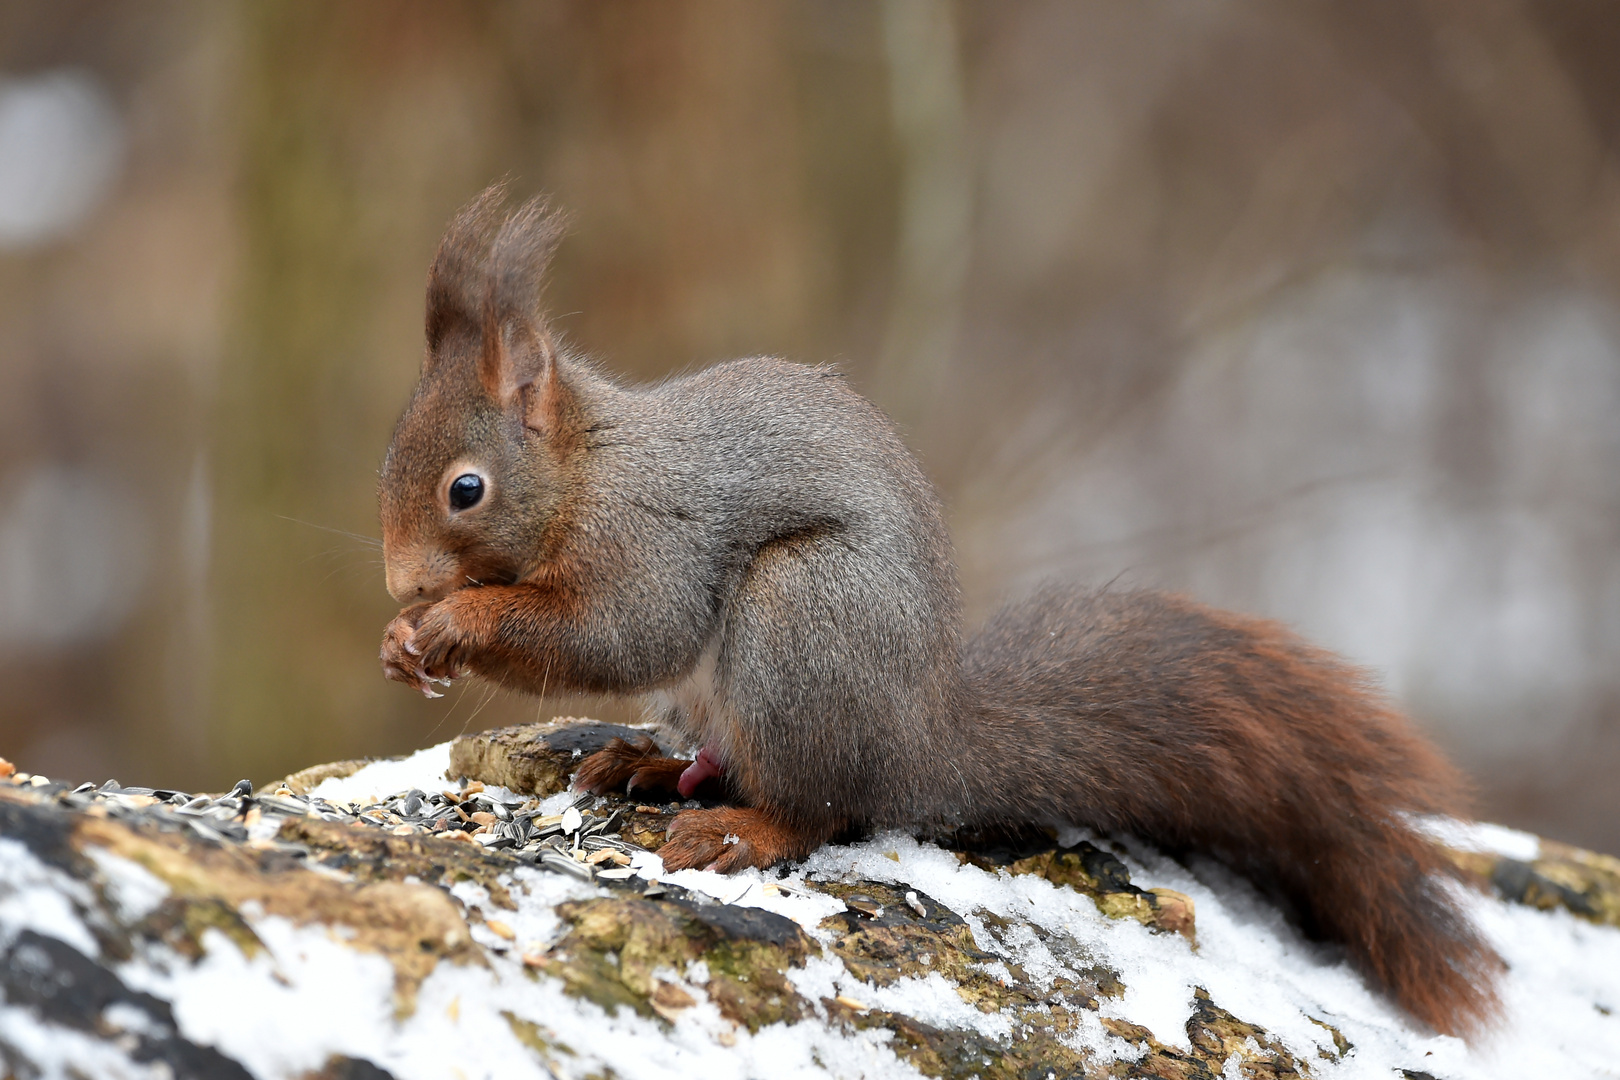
xmin=1 ymin=723 xmax=1618 ymax=1080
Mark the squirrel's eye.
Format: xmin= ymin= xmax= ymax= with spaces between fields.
xmin=448 ymin=473 xmax=484 ymax=512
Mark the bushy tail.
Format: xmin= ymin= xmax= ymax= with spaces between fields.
xmin=1298 ymin=816 xmax=1499 ymax=1034
xmin=958 ymin=584 xmax=1501 ymax=1037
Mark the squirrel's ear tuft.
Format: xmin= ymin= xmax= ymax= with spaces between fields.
xmin=477 ymin=195 xmax=570 ymax=417
xmin=424 ymin=182 xmax=508 ymax=367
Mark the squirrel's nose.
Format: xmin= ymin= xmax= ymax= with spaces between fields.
xmin=383 ymin=546 xmax=461 ymax=604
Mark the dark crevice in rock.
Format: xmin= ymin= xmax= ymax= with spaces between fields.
xmin=0 ymin=789 xmax=86 ymax=874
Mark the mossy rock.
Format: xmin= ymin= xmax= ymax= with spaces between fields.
xmin=0 ymin=784 xmax=479 ymax=1020
xmin=1097 ymin=988 xmax=1324 ymax=1079
xmin=541 ymin=894 xmax=816 ymax=1031
xmin=1448 ymin=839 xmax=1620 ymax=927
xmin=962 ymin=841 xmax=1197 ymax=942
xmin=8 ymin=726 xmax=1605 ymax=1080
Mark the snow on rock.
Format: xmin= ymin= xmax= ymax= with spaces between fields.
xmin=1 ymin=721 xmax=1618 ymax=1080
xmin=305 ymin=742 xmax=455 ymax=805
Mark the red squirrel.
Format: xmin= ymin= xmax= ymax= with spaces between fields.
xmin=378 ymin=186 xmax=1499 ymax=1037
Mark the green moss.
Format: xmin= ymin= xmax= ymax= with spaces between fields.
xmin=542 ymin=896 xmax=816 ymax=1031
xmin=1095 ymin=989 xmax=1310 ymax=1080
xmin=1307 ymin=1015 xmax=1352 ymax=1062
xmin=976 ymin=843 xmax=1197 ymax=942
xmin=813 ymin=880 xmax=989 ymax=984
xmin=1184 ymin=988 xmax=1302 ymax=1076
xmin=1467 ymin=841 xmax=1620 ymax=928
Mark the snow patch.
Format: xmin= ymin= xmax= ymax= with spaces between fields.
xmin=539 ymin=788 xmax=586 ymax=814
xmin=120 ymin=921 xmax=400 ymax=1078
xmin=637 ymin=856 xmax=849 ymax=933
xmin=1415 ymin=815 xmax=1542 ymax=862
xmin=0 ymin=837 xmax=100 ymax=956
xmin=307 ymin=742 xmax=454 ymax=803
xmin=85 ymin=847 xmax=171 ymax=923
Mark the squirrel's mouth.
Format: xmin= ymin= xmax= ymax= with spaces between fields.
xmin=386 ymin=545 xmax=528 ymax=603
xmin=458 ymin=562 xmax=525 ymax=590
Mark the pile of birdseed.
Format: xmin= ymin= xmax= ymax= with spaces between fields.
xmin=278 ymin=780 xmax=649 ymax=883
xmin=0 ymin=753 xmax=657 ymax=886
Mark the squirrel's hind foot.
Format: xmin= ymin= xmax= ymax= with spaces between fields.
xmin=574 ymin=737 xmax=691 ymax=796
xmin=661 ymin=807 xmax=825 ymax=873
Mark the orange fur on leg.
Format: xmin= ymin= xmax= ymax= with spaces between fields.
xmin=660 ymin=807 xmax=826 ymax=872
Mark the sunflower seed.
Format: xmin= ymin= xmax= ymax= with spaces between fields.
xmin=540 ymin=853 xmax=594 ymax=881
xmin=584 ymin=808 xmax=624 ymax=837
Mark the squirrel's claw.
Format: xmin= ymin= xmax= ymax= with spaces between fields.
xmin=381 ymin=599 xmax=471 ymax=694
xmin=381 ymin=608 xmax=441 ymax=696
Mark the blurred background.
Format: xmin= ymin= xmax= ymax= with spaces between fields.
xmin=1 ymin=0 xmax=1618 ymax=851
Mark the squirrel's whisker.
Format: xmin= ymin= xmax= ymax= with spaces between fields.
xmin=276 ymin=514 xmax=384 ymax=549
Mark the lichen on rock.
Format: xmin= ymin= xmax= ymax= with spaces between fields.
xmin=72 ymin=798 xmax=480 ymax=1015
xmin=277 ymin=815 xmax=523 ymax=910
xmin=542 ymin=894 xmax=815 ymax=1031
xmin=1448 ymin=839 xmax=1620 ymax=928
xmin=964 ymin=843 xmax=1198 ymax=943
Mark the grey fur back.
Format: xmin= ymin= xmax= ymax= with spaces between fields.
xmin=560 ymin=355 xmax=966 ymax=830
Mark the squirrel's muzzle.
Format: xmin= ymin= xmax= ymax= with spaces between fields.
xmin=383 ymin=544 xmax=463 ymax=604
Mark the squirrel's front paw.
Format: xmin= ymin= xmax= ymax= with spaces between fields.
xmin=405 ymin=598 xmax=480 ymax=686
xmin=380 ymin=600 xmax=473 ymax=697
xmin=660 ymin=808 xmax=812 ymax=873
xmin=381 ymin=604 xmax=440 ymax=696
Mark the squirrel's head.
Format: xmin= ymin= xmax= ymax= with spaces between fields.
xmin=379 ymin=185 xmax=576 ymax=604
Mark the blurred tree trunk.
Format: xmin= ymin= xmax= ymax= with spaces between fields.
xmin=212 ymin=2 xmax=477 ymax=784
